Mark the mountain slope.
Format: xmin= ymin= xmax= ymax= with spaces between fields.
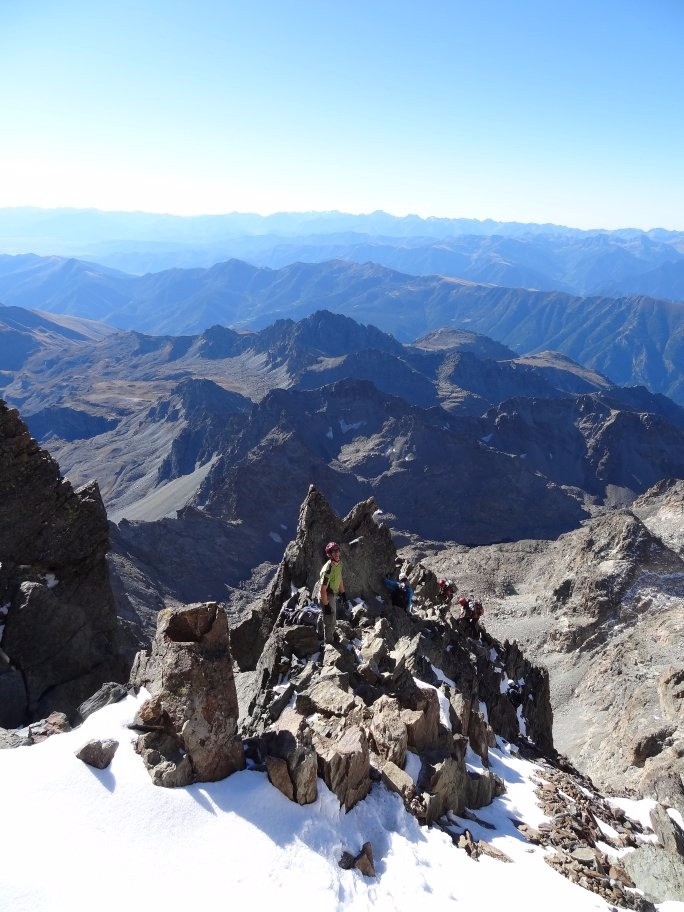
xmin=1 ymin=255 xmax=682 ymax=404
xmin=416 ymin=479 xmax=684 ymax=816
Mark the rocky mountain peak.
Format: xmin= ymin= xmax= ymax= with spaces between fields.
xmin=411 ymin=326 xmax=517 ymax=358
xmin=194 ymin=323 xmax=246 ymax=359
xmin=229 ymin=485 xmax=554 ymax=825
xmin=254 ymin=310 xmax=404 ymax=373
xmin=147 ymin=377 xmax=251 ymax=424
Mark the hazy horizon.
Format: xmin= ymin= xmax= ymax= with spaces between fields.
xmin=2 ymin=1 xmax=684 ymax=232
xmin=1 ymin=203 xmax=681 ymax=236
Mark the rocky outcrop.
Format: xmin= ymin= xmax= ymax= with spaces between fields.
xmin=236 ymin=486 xmax=551 ymax=820
xmin=231 ymin=486 xmax=397 ymax=670
xmin=421 ymin=479 xmax=684 ymax=815
xmin=0 ymin=400 xmax=129 ymax=728
xmin=130 ymin=602 xmax=244 ymax=786
xmin=632 ymin=478 xmax=684 ymax=556
xmin=621 ymin=801 xmax=684 ymax=902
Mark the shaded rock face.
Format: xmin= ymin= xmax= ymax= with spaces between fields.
xmin=0 ymin=400 xmax=129 ymax=727
xmin=482 ymin=393 xmax=684 ymax=501
xmin=236 ymin=486 xmax=551 ymax=820
xmin=192 ymin=378 xmax=589 ymax=548
xmin=130 ymin=602 xmax=245 ymax=785
xmin=260 ymin=707 xmax=318 ymax=805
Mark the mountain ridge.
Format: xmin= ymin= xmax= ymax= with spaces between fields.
xmin=0 ymin=255 xmax=681 ymax=404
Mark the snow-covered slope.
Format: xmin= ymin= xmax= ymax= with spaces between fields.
xmin=3 ymin=693 xmax=681 ymax=912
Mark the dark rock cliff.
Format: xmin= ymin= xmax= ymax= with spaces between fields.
xmin=0 ymin=400 xmax=129 ymax=726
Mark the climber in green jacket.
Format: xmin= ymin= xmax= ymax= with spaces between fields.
xmin=318 ymin=540 xmax=348 ymax=645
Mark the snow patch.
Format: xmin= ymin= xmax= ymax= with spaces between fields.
xmin=339 ymin=418 xmax=364 ymax=433
xmin=516 ymin=704 xmax=527 ymax=737
xmin=404 ymin=751 xmax=421 ymax=784
xmin=668 ymin=807 xmax=684 ymax=830
xmin=430 ymin=664 xmax=456 ymax=689
xmin=0 ymin=664 xmax=661 ymax=912
xmin=465 ymin=745 xmax=485 ymax=773
xmin=607 ymin=796 xmax=657 ymax=830
xmin=415 ymin=677 xmax=451 ymax=730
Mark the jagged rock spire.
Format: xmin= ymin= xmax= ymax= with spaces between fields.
xmin=230 ymin=485 xmax=396 ymax=670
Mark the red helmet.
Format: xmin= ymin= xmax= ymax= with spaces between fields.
xmin=325 ymin=541 xmax=340 ymax=556
xmin=458 ymin=596 xmax=469 ymax=607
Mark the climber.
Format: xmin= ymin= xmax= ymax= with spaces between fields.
xmin=436 ymin=578 xmax=456 ymax=618
xmin=383 ymin=572 xmax=414 ymax=613
xmin=318 ymin=540 xmax=348 ymax=645
xmin=458 ymin=596 xmax=484 ymax=639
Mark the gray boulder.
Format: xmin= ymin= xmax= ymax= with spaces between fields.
xmin=77 ymin=682 xmax=129 ymax=721
xmin=622 ymin=844 xmax=684 ymax=903
xmin=76 ymin=738 xmax=119 ymax=769
xmin=261 ymin=708 xmax=318 ymax=805
xmin=130 ymin=602 xmax=244 ymax=785
xmin=314 ymin=724 xmax=371 ymax=812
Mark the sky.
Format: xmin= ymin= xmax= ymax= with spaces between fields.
xmin=1 ymin=0 xmax=683 ymax=230
xmin=3 ymin=690 xmax=682 ymax=912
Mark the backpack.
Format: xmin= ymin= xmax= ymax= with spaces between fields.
xmin=390 ymin=582 xmax=410 ymax=611
xmin=278 ymin=604 xmax=322 ymax=628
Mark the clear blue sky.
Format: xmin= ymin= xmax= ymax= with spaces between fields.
xmin=1 ymin=0 xmax=683 ymax=229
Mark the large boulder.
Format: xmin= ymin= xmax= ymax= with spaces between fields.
xmin=130 ymin=602 xmax=244 ymax=785
xmin=261 ymin=708 xmax=318 ymax=805
xmin=0 ymin=401 xmax=130 ymax=727
xmin=314 ymin=724 xmax=372 ymax=811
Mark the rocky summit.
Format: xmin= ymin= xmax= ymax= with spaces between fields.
xmin=231 ymin=485 xmax=552 ymax=823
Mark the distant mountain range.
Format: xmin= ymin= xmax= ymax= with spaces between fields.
xmin=3 ymin=307 xmax=683 ymax=556
xmin=1 ymin=206 xmax=684 ymax=298
xmin=1 ymin=254 xmax=682 ymax=405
